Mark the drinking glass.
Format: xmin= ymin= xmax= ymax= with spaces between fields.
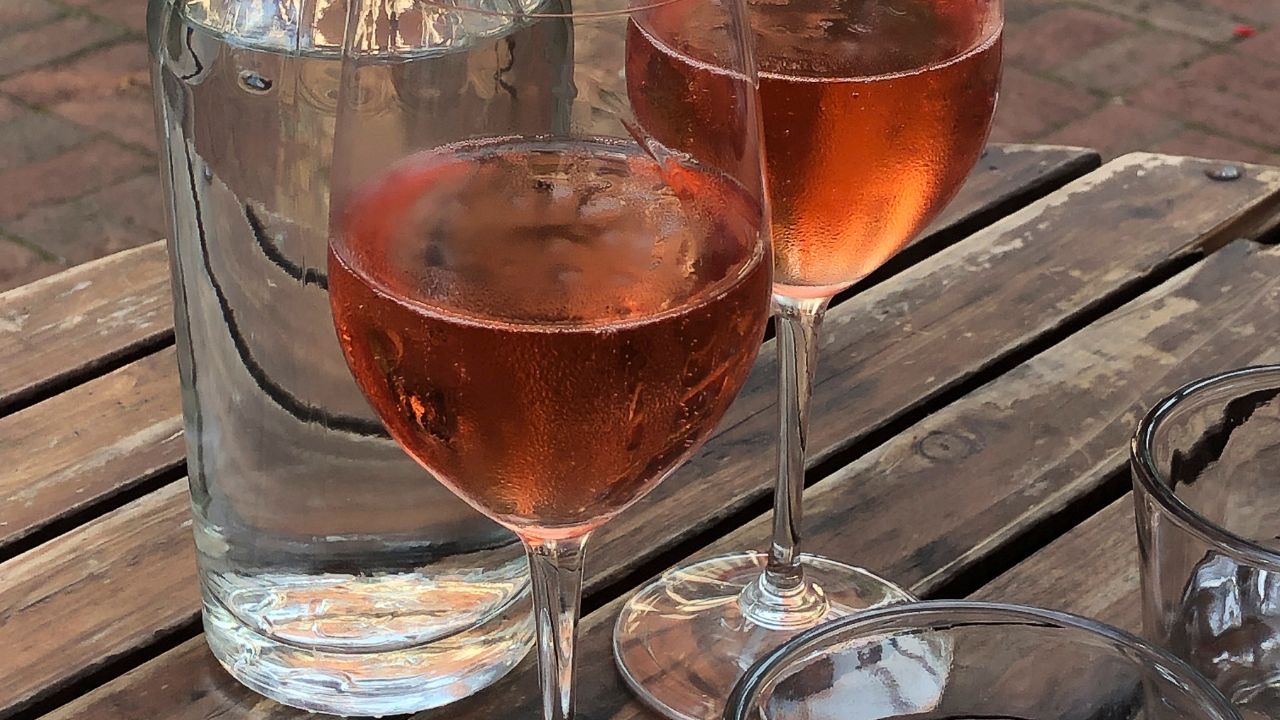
xmin=1132 ymin=365 xmax=1280 ymax=720
xmin=615 ymin=0 xmax=1004 ymax=716
xmin=325 ymin=0 xmax=771 ymax=717
xmin=724 ymin=601 xmax=1242 ymax=720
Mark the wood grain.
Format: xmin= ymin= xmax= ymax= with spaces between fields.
xmin=0 ymin=482 xmax=198 ymax=719
xmin=866 ymin=144 xmax=1100 ymax=289
xmin=0 ymin=242 xmax=172 ymax=415
xmin=976 ymin=496 xmax=1142 ymax=632
xmin=0 ymin=348 xmax=183 ymax=555
xmin=36 ymin=158 xmax=1280 ymax=719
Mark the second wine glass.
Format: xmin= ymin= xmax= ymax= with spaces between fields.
xmin=615 ymin=0 xmax=1004 ymax=717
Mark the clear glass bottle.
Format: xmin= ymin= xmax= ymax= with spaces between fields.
xmin=146 ymin=0 xmax=539 ymax=713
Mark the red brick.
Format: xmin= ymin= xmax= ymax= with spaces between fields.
xmin=1153 ymin=129 xmax=1280 ymax=166
xmin=1004 ymin=0 xmax=1060 ymax=24
xmin=1133 ymin=52 xmax=1280 ymax=149
xmin=1238 ymin=28 xmax=1280 ymax=64
xmin=1 ymin=43 xmax=155 ymax=150
xmin=0 ymin=0 xmax=62 ymax=38
xmin=1076 ymin=0 xmax=1238 ymax=42
xmin=1005 ymin=7 xmax=1136 ymax=73
xmin=0 ymin=16 xmax=123 ymax=78
xmin=64 ymin=0 xmax=147 ymax=33
xmin=988 ymin=68 xmax=1101 ymax=142
xmin=1044 ymin=103 xmax=1184 ymax=159
xmin=0 ymin=109 xmax=89 ymax=173
xmin=1057 ymin=31 xmax=1207 ymax=95
xmin=0 ymin=237 xmax=62 ymax=293
xmin=0 ymin=139 xmax=150 ymax=222
xmin=86 ymin=173 xmax=166 ymax=238
xmin=5 ymin=174 xmax=164 ymax=264
xmin=1205 ymin=0 xmax=1280 ymax=26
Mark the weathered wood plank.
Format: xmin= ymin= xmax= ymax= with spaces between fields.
xmin=37 ymin=163 xmax=1280 ymax=719
xmin=0 ymin=482 xmax=198 ymax=719
xmin=0 ymin=348 xmax=183 ymax=555
xmin=868 ymin=144 xmax=1100 ymax=288
xmin=0 ymin=242 xmax=172 ymax=415
xmin=976 ymin=496 xmax=1141 ymax=632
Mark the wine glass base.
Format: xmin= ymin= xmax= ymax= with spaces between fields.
xmin=613 ymin=551 xmax=915 ymax=720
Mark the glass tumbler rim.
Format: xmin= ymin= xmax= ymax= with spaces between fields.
xmin=722 ymin=599 xmax=1242 ymax=720
xmin=1131 ymin=364 xmax=1280 ymax=571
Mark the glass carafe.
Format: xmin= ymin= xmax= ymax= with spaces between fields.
xmin=146 ymin=0 xmax=545 ymax=713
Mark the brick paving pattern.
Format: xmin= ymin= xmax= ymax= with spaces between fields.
xmin=0 ymin=0 xmax=1277 ymax=291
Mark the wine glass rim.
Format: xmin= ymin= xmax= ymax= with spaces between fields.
xmin=415 ymin=0 xmax=692 ymax=20
xmin=1131 ymin=364 xmax=1280 ymax=571
xmin=722 ymin=599 xmax=1242 ymax=720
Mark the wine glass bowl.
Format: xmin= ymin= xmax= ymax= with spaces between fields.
xmin=624 ymin=0 xmax=1002 ymax=296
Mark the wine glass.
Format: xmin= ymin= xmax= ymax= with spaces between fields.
xmin=614 ymin=0 xmax=1004 ymax=717
xmin=325 ymin=1 xmax=771 ymax=718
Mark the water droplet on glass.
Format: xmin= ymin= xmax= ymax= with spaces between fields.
xmin=1205 ymin=165 xmax=1243 ymax=182
xmin=238 ymin=70 xmax=273 ymax=94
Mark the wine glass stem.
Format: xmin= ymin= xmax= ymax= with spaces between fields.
xmin=740 ymin=294 xmax=832 ymax=629
xmin=525 ymin=533 xmax=589 ymax=720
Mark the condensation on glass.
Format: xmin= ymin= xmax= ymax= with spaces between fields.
xmin=146 ymin=0 xmax=547 ymax=712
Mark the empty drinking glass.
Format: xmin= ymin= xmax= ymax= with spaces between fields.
xmin=724 ymin=601 xmax=1241 ymax=720
xmin=1133 ymin=365 xmax=1280 ymax=719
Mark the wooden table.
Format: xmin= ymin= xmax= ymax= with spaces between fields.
xmin=3 ymin=145 xmax=1280 ymax=720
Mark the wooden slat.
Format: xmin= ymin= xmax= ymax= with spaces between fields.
xmin=0 ymin=483 xmax=198 ymax=719
xmin=36 ymin=159 xmax=1280 ymax=719
xmin=0 ymin=242 xmax=173 ymax=414
xmin=868 ymin=143 xmax=1100 ymax=287
xmin=0 ymin=349 xmax=183 ymax=555
xmin=976 ymin=496 xmax=1141 ymax=632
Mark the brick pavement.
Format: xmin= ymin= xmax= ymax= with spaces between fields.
xmin=0 ymin=0 xmax=1278 ymax=291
